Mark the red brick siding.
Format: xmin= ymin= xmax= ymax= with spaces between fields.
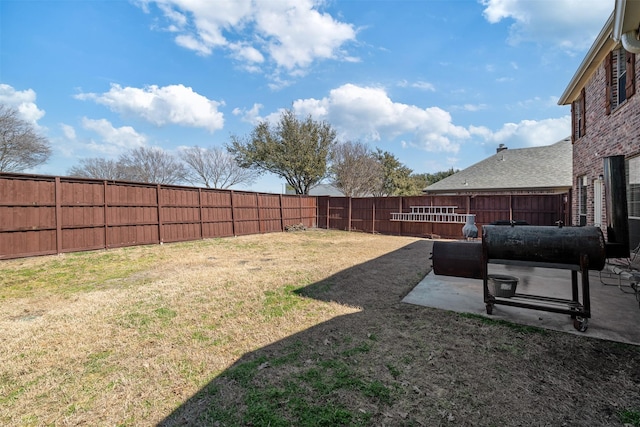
xmin=572 ymin=52 xmax=640 ymax=226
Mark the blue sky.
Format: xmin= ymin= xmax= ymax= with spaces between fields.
xmin=0 ymin=0 xmax=613 ymax=193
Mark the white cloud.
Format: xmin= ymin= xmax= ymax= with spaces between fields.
xmin=398 ymin=80 xmax=436 ymax=91
xmin=285 ymin=83 xmax=569 ymax=154
xmin=81 ymin=117 xmax=147 ymax=155
xmin=481 ymin=0 xmax=612 ymax=50
xmin=292 ymin=83 xmax=470 ymax=153
xmin=232 ymin=103 xmax=264 ymax=124
xmin=508 ymin=95 xmax=561 ymax=111
xmin=0 ymin=84 xmax=45 ymax=124
xmin=230 ymin=42 xmax=265 ymax=65
xmin=175 ymin=34 xmax=212 ymax=56
xmin=484 ymin=116 xmax=571 ymax=147
xmin=137 ymin=0 xmax=357 ymax=74
xmin=412 ymin=81 xmax=436 ymax=91
xmin=60 ymin=124 xmax=76 ymax=140
xmin=256 ymin=0 xmax=357 ymax=71
xmin=76 ymin=84 xmax=224 ymax=132
xmin=458 ymin=104 xmax=488 ymax=112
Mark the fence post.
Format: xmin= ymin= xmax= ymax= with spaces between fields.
xmin=157 ymin=184 xmax=164 ymax=244
xmin=198 ymin=188 xmax=204 ymax=240
xmin=103 ymin=180 xmax=108 ymax=249
xmin=398 ymin=197 xmax=403 ymax=236
xmin=256 ymin=192 xmax=262 ymax=234
xmin=347 ymin=197 xmax=352 ymax=231
xmin=326 ymin=197 xmax=330 ymax=229
xmin=279 ymin=194 xmax=285 ymax=231
xmin=55 ymin=177 xmax=62 ymax=255
xmin=230 ymin=190 xmax=236 ymax=237
xmin=372 ymin=199 xmax=375 ymax=234
xmin=509 ymin=194 xmax=513 ymax=222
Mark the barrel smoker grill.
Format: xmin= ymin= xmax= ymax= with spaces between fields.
xmin=433 ymin=225 xmax=606 ymax=331
xmin=482 ymin=225 xmax=606 ymax=332
xmin=431 ymin=155 xmax=629 ymax=332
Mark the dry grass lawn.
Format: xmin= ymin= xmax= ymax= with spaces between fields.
xmin=1 ymin=229 xmax=639 ymax=426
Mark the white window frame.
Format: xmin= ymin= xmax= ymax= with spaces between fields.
xmin=627 ymin=156 xmax=640 ymax=220
xmin=578 ymin=175 xmax=588 ymax=226
xmin=612 ymin=48 xmax=627 ymax=109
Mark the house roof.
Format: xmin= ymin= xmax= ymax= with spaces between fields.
xmin=284 ymin=183 xmax=346 ymax=196
xmin=424 ymin=137 xmax=572 ymax=193
xmin=308 ymin=184 xmax=345 ymax=196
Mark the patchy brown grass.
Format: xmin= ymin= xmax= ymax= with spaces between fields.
xmin=0 ymin=229 xmax=639 ymax=426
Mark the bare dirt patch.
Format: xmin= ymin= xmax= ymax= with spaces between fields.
xmin=1 ymin=229 xmax=639 ymax=426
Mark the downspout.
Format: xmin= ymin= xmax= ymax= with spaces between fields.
xmin=621 ymin=29 xmax=640 ymax=54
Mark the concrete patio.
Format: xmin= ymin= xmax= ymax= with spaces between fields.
xmin=403 ymin=263 xmax=640 ymax=345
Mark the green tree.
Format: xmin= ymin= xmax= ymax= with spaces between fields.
xmin=372 ymin=149 xmax=415 ymax=196
xmin=228 ymin=109 xmax=337 ymax=194
xmin=420 ymin=168 xmax=458 ymax=187
xmin=399 ymin=168 xmax=458 ymax=195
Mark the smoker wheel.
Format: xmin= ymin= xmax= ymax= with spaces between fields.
xmin=485 ymin=303 xmax=493 ymax=315
xmin=573 ymin=317 xmax=589 ymax=332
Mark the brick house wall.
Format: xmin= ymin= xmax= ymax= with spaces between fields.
xmin=572 ymin=52 xmax=640 ymax=228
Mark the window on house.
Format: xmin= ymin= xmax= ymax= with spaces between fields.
xmin=627 ymin=156 xmax=640 ymax=218
xmin=627 ymin=156 xmax=640 ymax=249
xmin=571 ymin=88 xmax=586 ymax=142
xmin=616 ymin=49 xmax=627 ymax=105
xmin=578 ymin=175 xmax=587 ymax=226
xmin=606 ymin=47 xmax=636 ymax=114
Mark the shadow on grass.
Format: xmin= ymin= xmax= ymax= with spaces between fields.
xmin=157 ymin=239 xmax=435 ymax=426
xmin=157 ymin=237 xmax=640 ymax=426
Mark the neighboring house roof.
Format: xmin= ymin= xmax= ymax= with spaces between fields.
xmin=424 ymin=137 xmax=572 ymax=193
xmin=308 ymin=184 xmax=345 ymax=196
xmin=285 ymin=183 xmax=346 ymax=196
xmin=559 ymin=0 xmax=640 ymax=105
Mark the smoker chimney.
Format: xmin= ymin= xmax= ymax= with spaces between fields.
xmin=603 ymin=155 xmax=630 ymax=258
xmin=496 ymin=144 xmax=507 ymax=153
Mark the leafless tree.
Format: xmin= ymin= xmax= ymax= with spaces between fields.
xmin=180 ymin=146 xmax=255 ymax=189
xmin=0 ymin=104 xmax=51 ymax=172
xmin=67 ymin=158 xmax=129 ymax=180
xmin=329 ymin=140 xmax=383 ymax=197
xmin=117 ymin=146 xmax=187 ymax=185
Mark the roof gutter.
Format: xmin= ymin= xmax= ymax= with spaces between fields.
xmin=613 ymin=0 xmax=626 ymax=41
xmin=614 ymin=0 xmax=640 ymax=54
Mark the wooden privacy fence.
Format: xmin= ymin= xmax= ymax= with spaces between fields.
xmin=0 ymin=172 xmax=570 ymax=260
xmin=0 ymin=173 xmax=316 ymax=259
xmin=317 ymin=193 xmax=570 ymax=239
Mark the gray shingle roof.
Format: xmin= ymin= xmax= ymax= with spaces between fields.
xmin=424 ymin=137 xmax=572 ymax=193
xmin=308 ymin=184 xmax=346 ymax=196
